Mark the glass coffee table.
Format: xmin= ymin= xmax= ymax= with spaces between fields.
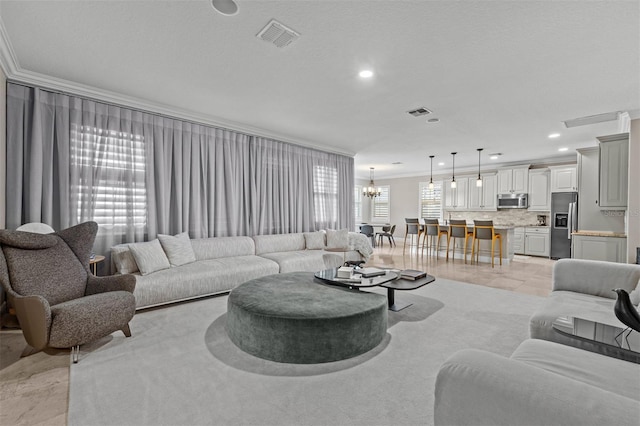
xmin=552 ymin=315 xmax=640 ymax=364
xmin=315 ymin=268 xmax=436 ymax=312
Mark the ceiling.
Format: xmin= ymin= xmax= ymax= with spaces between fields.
xmin=0 ymin=0 xmax=638 ymax=179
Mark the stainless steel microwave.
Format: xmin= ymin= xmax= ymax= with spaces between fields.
xmin=497 ymin=193 xmax=528 ymax=209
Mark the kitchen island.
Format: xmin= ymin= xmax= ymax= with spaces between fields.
xmin=429 ymin=225 xmax=515 ymax=265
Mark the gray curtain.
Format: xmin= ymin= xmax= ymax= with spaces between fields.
xmin=5 ymin=83 xmax=354 ymax=256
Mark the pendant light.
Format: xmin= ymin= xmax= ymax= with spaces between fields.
xmin=476 ymin=148 xmax=484 ymax=187
xmin=450 ymin=152 xmax=457 ymax=189
xmin=363 ymin=167 xmax=382 ymax=198
xmin=428 ymin=155 xmax=435 ymax=190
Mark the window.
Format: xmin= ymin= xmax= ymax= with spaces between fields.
xmin=419 ymin=181 xmax=443 ymax=220
xmin=354 ymin=185 xmax=362 ymax=224
xmin=71 ymin=125 xmax=147 ymax=231
xmin=372 ymin=185 xmax=390 ymax=222
xmin=313 ymin=165 xmax=338 ymax=227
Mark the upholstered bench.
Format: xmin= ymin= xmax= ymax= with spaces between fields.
xmin=226 ymin=272 xmax=388 ymax=364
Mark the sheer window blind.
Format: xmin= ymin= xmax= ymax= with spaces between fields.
xmin=372 ymin=185 xmax=390 ymax=221
xmin=419 ymin=181 xmax=443 ymax=220
xmin=354 ymin=185 xmax=362 ymax=223
xmin=71 ymin=126 xmax=147 ymax=229
xmin=313 ymin=165 xmax=338 ymax=226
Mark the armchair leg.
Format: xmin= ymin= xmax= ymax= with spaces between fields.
xmin=122 ymin=324 xmax=132 ymax=337
xmin=72 ymin=345 xmax=80 ymax=364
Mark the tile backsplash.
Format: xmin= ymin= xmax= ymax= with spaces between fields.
xmin=445 ymin=209 xmax=550 ymax=227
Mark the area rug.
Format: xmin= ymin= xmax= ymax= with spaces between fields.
xmin=68 ymin=278 xmax=544 ymax=426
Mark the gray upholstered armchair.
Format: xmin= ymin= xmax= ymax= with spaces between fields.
xmin=0 ymin=221 xmax=136 ymax=362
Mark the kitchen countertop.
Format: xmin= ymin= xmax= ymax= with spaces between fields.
xmin=572 ymin=230 xmax=627 ymax=238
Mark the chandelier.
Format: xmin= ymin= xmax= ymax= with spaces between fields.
xmin=363 ymin=167 xmax=382 ymax=198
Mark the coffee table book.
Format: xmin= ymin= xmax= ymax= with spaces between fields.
xmin=400 ymin=269 xmax=427 ymax=280
xmin=355 ymin=267 xmax=387 ymax=278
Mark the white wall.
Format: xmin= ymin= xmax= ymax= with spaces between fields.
xmin=628 ymin=119 xmax=640 ymax=263
xmin=357 ymin=175 xmax=425 ymax=237
xmin=0 ymin=67 xmax=5 ymax=229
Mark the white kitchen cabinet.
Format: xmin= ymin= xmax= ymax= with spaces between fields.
xmin=497 ymin=166 xmax=529 ymax=194
xmin=468 ymin=174 xmax=497 ymax=211
xmin=444 ymin=177 xmax=468 ymax=210
xmin=513 ymin=227 xmax=525 ymax=254
xmin=550 ymin=165 xmax=577 ymax=192
xmin=524 ymin=227 xmax=550 ymax=257
xmin=576 ymin=147 xmax=625 ymax=232
xmin=598 ymin=133 xmax=628 ymax=208
xmin=572 ymin=235 xmax=627 ymax=263
xmin=528 ymin=168 xmax=550 ymax=211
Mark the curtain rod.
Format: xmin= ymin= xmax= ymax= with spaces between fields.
xmin=7 ymin=80 xmax=354 ymax=159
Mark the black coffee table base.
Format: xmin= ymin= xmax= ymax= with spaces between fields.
xmin=386 ymin=288 xmax=412 ymax=312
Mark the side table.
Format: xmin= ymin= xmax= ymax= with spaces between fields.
xmin=89 ymin=255 xmax=105 ymax=275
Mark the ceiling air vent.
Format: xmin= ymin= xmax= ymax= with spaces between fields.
xmin=563 ymin=111 xmax=620 ymax=128
xmin=407 ymin=107 xmax=432 ymax=117
xmin=256 ymin=19 xmax=300 ymax=48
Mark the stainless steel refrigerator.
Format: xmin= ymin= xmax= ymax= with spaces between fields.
xmin=550 ymin=192 xmax=578 ymax=259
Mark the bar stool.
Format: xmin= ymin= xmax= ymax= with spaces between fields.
xmin=422 ymin=218 xmax=448 ymax=258
xmin=471 ymin=220 xmax=502 ymax=267
xmin=446 ymin=219 xmax=474 ymax=263
xmin=403 ymin=218 xmax=423 ymax=255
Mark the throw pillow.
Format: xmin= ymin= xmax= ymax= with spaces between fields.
xmin=111 ymin=245 xmax=139 ymax=274
xmin=158 ymin=232 xmax=197 ymax=267
xmin=304 ymin=231 xmax=325 ymax=250
xmin=325 ymin=229 xmax=349 ymax=249
xmin=129 ymin=239 xmax=171 ymax=276
xmin=629 ymin=279 xmax=640 ymax=307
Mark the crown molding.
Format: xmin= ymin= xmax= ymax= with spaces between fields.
xmin=0 ymin=18 xmax=353 ymax=158
xmin=8 ymin=69 xmax=355 ymax=157
xmin=356 ymin=154 xmax=580 ymax=180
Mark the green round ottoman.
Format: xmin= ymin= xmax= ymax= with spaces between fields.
xmin=226 ymin=272 xmax=388 ymax=364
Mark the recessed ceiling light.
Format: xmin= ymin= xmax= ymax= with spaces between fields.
xmin=548 ymin=133 xmax=560 ymax=138
xmin=211 ymin=0 xmax=239 ymax=16
xmin=438 ymin=162 xmax=445 ymax=166
xmin=427 ymin=118 xmax=440 ymax=123
xmin=359 ymin=70 xmax=374 ymax=78
xmin=558 ymin=147 xmax=569 ymax=152
xmin=489 ymin=153 xmax=502 ymax=160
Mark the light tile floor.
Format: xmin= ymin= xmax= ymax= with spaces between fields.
xmin=0 ymin=242 xmax=555 ymax=425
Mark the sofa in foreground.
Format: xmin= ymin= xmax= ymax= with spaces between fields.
xmin=435 ymin=338 xmax=640 ymax=426
xmin=530 ymin=258 xmax=640 ymax=359
xmin=111 ymin=230 xmax=372 ymax=309
xmin=435 ymin=259 xmax=640 ymax=425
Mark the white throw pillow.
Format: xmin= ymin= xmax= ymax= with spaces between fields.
xmin=158 ymin=232 xmax=196 ymax=267
xmin=111 ymin=245 xmax=139 ymax=274
xmin=325 ymin=229 xmax=349 ymax=249
xmin=304 ymin=232 xmax=325 ymax=250
xmin=629 ymin=279 xmax=640 ymax=307
xmin=129 ymin=239 xmax=171 ymax=276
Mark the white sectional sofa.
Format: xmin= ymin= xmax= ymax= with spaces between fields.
xmin=111 ymin=231 xmax=372 ymax=309
xmin=435 ymin=259 xmax=640 ymax=425
xmin=435 ymin=338 xmax=640 ymax=426
xmin=529 ymin=258 xmax=640 ymax=358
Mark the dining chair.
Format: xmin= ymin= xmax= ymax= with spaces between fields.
xmin=360 ymin=224 xmax=376 ymax=248
xmin=377 ymin=224 xmax=396 ymax=247
xmin=422 ymin=218 xmax=448 ymax=258
xmin=471 ymin=220 xmax=502 ymax=267
xmin=447 ymin=220 xmax=474 ymax=263
xmin=403 ymin=218 xmax=423 ymax=255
